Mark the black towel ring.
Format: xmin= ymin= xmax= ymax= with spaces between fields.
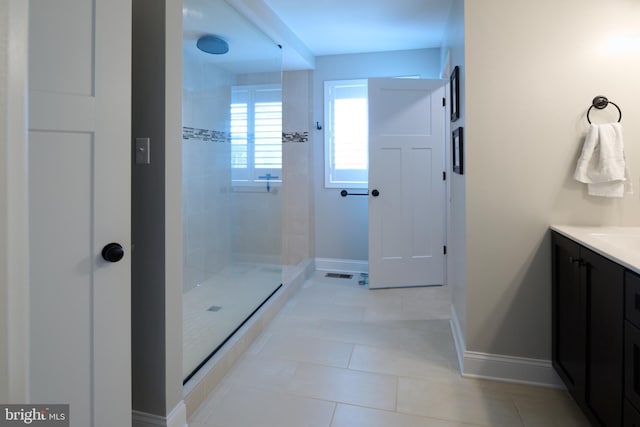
xmin=586 ymin=96 xmax=622 ymax=124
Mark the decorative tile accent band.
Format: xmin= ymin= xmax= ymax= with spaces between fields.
xmin=282 ymin=132 xmax=309 ymax=143
xmin=183 ymin=127 xmax=229 ymax=143
xmin=183 ymin=128 xmax=309 ymax=144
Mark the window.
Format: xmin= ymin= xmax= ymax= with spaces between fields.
xmin=231 ymin=84 xmax=282 ymax=183
xmin=324 ymin=79 xmax=368 ymax=188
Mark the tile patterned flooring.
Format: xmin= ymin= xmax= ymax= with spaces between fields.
xmin=188 ymin=271 xmax=590 ymax=427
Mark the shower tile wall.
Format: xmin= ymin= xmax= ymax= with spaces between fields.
xmin=282 ymin=70 xmax=314 ymax=266
xmin=232 ymin=192 xmax=282 ymax=264
xmin=183 ymin=61 xmax=234 ymax=292
xmin=230 ymin=72 xmax=284 ymax=266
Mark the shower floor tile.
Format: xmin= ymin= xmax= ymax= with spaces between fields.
xmin=182 ymin=262 xmax=281 ymax=379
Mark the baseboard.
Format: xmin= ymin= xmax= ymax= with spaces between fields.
xmin=132 ymin=400 xmax=187 ymax=427
xmin=462 ymin=351 xmax=565 ymax=388
xmin=315 ymin=258 xmax=368 ymax=274
xmin=449 ymin=304 xmax=563 ymax=388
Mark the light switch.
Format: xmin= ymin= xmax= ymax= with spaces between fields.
xmin=135 ymin=137 xmax=150 ymax=164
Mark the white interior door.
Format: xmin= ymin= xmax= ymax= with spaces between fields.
xmin=28 ymin=1 xmax=131 ymax=425
xmin=368 ymin=78 xmax=446 ymax=289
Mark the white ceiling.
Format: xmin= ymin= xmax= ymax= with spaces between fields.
xmin=263 ymin=0 xmax=454 ymax=56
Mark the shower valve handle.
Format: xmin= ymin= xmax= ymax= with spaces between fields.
xmin=102 ymin=242 xmax=125 ymax=263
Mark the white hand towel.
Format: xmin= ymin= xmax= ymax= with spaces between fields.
xmin=574 ymin=123 xmax=632 ymax=197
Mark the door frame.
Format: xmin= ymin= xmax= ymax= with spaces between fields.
xmin=444 ymin=80 xmax=452 ymax=287
xmin=0 ymin=0 xmax=30 ymax=403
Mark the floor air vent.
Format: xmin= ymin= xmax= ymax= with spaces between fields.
xmin=325 ymin=273 xmax=353 ymax=279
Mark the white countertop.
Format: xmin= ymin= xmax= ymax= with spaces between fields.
xmin=551 ymin=225 xmax=640 ymax=274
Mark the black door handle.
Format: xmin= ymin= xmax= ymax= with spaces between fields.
xmin=102 ymin=243 xmax=124 ymax=262
xmin=371 ymin=189 xmax=380 ymax=197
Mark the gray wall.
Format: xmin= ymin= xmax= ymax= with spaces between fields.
xmin=313 ymin=49 xmax=442 ymax=261
xmin=0 ymin=2 xmax=9 ymax=403
xmin=465 ymin=0 xmax=640 ymax=359
xmin=0 ymin=0 xmax=30 ymax=404
xmin=132 ymin=0 xmax=183 ymax=417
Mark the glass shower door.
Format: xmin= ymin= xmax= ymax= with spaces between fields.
xmin=182 ymin=0 xmax=283 ymax=383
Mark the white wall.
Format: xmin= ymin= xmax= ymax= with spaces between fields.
xmin=465 ymin=0 xmax=640 ymax=360
xmin=313 ymin=49 xmax=442 ymax=261
xmin=441 ymin=0 xmax=466 ymax=346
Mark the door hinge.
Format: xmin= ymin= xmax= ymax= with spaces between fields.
xmin=443 ymin=245 xmax=447 ymax=255
xmin=442 ymin=171 xmax=446 ymax=181
xmin=442 ymin=97 xmax=446 ymax=107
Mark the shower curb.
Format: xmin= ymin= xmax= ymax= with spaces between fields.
xmin=182 ymin=258 xmax=314 ymax=419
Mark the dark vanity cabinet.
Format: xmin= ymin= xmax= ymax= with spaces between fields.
xmin=552 ymin=231 xmax=626 ymax=426
xmin=626 ymin=272 xmax=640 ymax=426
xmin=552 ymin=233 xmax=587 ymax=402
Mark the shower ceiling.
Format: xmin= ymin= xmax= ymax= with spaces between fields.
xmin=183 ymin=0 xmax=282 ymax=74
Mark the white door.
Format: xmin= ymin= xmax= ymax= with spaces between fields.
xmin=28 ymin=1 xmax=131 ymax=426
xmin=368 ymin=78 xmax=446 ymax=288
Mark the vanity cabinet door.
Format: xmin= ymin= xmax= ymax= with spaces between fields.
xmin=626 ymin=321 xmax=640 ymax=413
xmin=627 ymin=272 xmax=640 ymax=329
xmin=583 ymin=247 xmax=624 ymax=427
xmin=625 ymin=399 xmax=640 ymax=427
xmin=552 ymin=232 xmax=586 ymax=405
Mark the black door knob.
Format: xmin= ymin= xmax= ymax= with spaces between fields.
xmin=371 ymin=189 xmax=380 ymax=197
xmin=102 ymin=243 xmax=124 ymax=263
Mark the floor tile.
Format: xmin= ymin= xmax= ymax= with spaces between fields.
xmin=189 ymin=422 xmax=224 ymax=427
xmin=397 ymin=377 xmax=523 ymax=426
xmin=331 ymin=404 xmax=484 ymax=427
xmin=513 ymin=394 xmax=591 ymax=426
xmin=285 ymin=363 xmax=398 ymax=411
xmin=455 ymin=377 xmax=568 ymax=401
xmin=220 ymin=354 xmax=298 ymax=391
xmin=269 ymin=318 xmax=457 ymax=362
xmin=192 ymin=385 xmax=336 ymax=427
xmin=257 ymin=334 xmax=354 ymax=368
xmin=348 ymin=344 xmax=460 ymax=383
xmin=279 ymin=300 xmax=366 ymax=322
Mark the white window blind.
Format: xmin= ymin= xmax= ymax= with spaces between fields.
xmin=231 ymin=84 xmax=282 ymax=182
xmin=324 ymin=79 xmax=368 ymax=188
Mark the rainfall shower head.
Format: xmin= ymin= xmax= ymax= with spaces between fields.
xmin=196 ymin=34 xmax=229 ymax=55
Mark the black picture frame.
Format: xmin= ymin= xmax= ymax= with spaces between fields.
xmin=452 ymin=127 xmax=464 ymax=174
xmin=450 ymin=65 xmax=460 ymax=122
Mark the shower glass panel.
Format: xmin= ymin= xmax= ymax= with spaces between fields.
xmin=182 ymin=0 xmax=283 ymax=383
